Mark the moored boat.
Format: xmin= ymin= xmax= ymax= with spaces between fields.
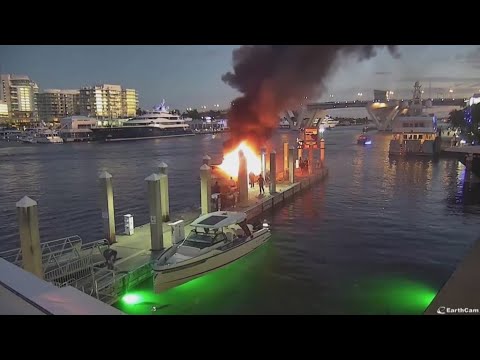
xmin=152 ymin=211 xmax=271 ymax=293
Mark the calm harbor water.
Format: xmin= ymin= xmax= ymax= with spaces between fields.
xmin=1 ymin=126 xmax=479 ymax=314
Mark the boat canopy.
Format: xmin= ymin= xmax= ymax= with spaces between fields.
xmin=190 ymin=211 xmax=247 ymax=229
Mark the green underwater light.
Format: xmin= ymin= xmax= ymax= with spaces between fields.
xmin=353 ymin=277 xmax=438 ymax=314
xmin=122 ymin=293 xmax=142 ymax=305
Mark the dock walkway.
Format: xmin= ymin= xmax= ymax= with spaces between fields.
xmin=93 ymin=167 xmax=328 ymax=304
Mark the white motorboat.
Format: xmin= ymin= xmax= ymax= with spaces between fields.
xmin=152 ymin=211 xmax=271 ymax=293
xmin=317 ymin=115 xmax=339 ymax=129
xmin=36 ymin=129 xmax=64 ymax=144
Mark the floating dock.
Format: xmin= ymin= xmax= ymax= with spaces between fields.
xmin=1 ymin=142 xmax=329 ymax=310
xmin=85 ymin=167 xmax=328 ymax=305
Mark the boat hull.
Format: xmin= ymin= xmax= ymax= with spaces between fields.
xmin=388 ymin=138 xmax=441 ymax=156
xmin=153 ymin=230 xmax=271 ymax=293
xmin=91 ymin=126 xmax=195 ymax=142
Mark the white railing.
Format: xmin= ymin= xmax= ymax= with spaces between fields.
xmin=0 ymin=235 xmax=83 ymax=269
xmin=44 ymin=255 xmax=93 ymax=283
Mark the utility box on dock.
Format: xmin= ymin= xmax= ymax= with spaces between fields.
xmin=168 ymin=220 xmax=185 ymax=244
xmin=124 ymin=214 xmax=134 ymax=235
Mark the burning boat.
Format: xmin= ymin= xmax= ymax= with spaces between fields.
xmin=152 ymin=211 xmax=271 ymax=293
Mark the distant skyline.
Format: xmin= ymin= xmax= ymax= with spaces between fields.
xmin=1 ymin=45 xmax=479 ymax=110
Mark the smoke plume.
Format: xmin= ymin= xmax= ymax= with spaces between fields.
xmin=222 ymin=45 xmax=400 ymax=150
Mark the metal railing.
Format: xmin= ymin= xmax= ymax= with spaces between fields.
xmin=44 ymin=255 xmax=93 ymax=283
xmin=0 ymin=235 xmax=83 ymax=269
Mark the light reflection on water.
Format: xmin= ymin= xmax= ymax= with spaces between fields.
xmin=1 ymin=127 xmax=480 ymax=314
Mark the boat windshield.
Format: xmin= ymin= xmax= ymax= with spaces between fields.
xmin=182 ymin=230 xmax=216 ymax=249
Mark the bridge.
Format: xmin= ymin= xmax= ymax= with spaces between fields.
xmin=304 ymin=98 xmax=465 ymax=110
xmin=291 ymin=97 xmax=466 ymax=130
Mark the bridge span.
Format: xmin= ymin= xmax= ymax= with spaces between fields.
xmin=292 ymin=97 xmax=465 ymax=130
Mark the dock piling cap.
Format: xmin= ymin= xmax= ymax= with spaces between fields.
xmin=145 ymin=173 xmax=162 ymax=182
xmin=16 ymin=196 xmax=37 ymax=208
xmin=158 ymin=162 xmax=168 ymax=168
xmin=200 ymin=164 xmax=211 ymax=171
xmin=98 ymin=170 xmax=112 ymax=179
xmin=203 ymin=154 xmax=211 ymax=160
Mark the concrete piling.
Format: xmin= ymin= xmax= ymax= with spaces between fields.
xmin=283 ymin=141 xmax=289 ymax=180
xmin=99 ymin=170 xmax=116 ymax=244
xmin=145 ymin=173 xmax=164 ymax=251
xmin=289 ymin=146 xmax=296 ymax=184
xmin=200 ymin=164 xmax=212 ymax=215
xmin=261 ymin=147 xmax=267 ymax=179
xmin=308 ymin=148 xmax=314 ymax=175
xmin=269 ymin=151 xmax=277 ymax=194
xmin=157 ymin=162 xmax=170 ymax=222
xmin=202 ymin=154 xmax=211 ymax=166
xmin=320 ymin=138 xmax=325 ymax=167
xmin=238 ymin=150 xmax=249 ymax=206
xmin=16 ymin=196 xmax=43 ymax=279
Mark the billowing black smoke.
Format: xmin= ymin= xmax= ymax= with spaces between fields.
xmin=222 ymin=45 xmax=400 ymax=151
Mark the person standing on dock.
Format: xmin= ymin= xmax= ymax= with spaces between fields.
xmin=249 ymin=171 xmax=255 ymax=188
xmin=103 ymin=247 xmax=118 ymax=270
xmin=212 ymin=181 xmax=220 ymax=194
xmin=229 ymin=176 xmax=236 ymax=191
xmin=258 ymin=174 xmax=265 ymax=195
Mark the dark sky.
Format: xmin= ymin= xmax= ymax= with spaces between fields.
xmin=1 ymin=45 xmax=479 ymax=110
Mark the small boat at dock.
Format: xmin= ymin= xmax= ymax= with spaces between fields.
xmin=152 ymin=211 xmax=271 ymax=293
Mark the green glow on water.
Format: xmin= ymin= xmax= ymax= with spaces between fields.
xmin=352 ymin=277 xmax=438 ymax=315
xmin=115 ymin=241 xmax=273 ymax=315
xmin=114 ymin=240 xmax=439 ymax=315
xmin=122 ymin=294 xmax=142 ymax=305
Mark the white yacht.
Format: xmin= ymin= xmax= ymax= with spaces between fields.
xmin=36 ymin=129 xmax=64 ymax=144
xmin=19 ymin=127 xmax=63 ymax=144
xmin=389 ymin=82 xmax=440 ymax=156
xmin=91 ymin=100 xmax=194 ymax=142
xmin=318 ymin=115 xmax=339 ymax=129
xmin=279 ymin=118 xmax=291 ymax=129
xmin=152 ymin=211 xmax=271 ymax=293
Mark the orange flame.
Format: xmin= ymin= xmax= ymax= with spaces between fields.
xmin=218 ymin=141 xmax=262 ymax=178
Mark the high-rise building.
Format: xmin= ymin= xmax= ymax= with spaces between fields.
xmin=0 ymin=74 xmax=39 ymax=123
xmin=79 ymin=84 xmax=137 ymax=119
xmin=37 ymin=89 xmax=80 ymax=123
xmin=0 ymin=101 xmax=8 ymax=119
xmin=122 ymin=89 xmax=138 ymax=117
